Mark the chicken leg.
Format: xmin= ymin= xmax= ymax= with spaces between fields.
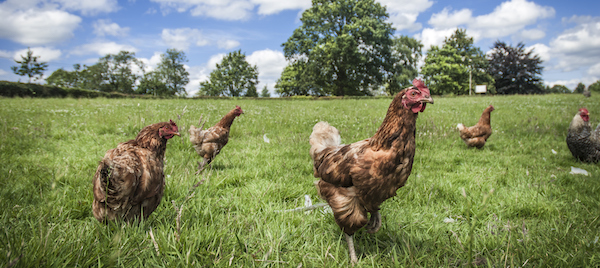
xmin=195 ymin=159 xmax=208 ymax=175
xmin=345 ymin=233 xmax=358 ymax=265
xmin=365 ymin=211 xmax=381 ymax=234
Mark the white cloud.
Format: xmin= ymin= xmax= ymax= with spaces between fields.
xmin=378 ymin=0 xmax=433 ymax=31
xmin=420 ymin=0 xmax=554 ymax=45
xmin=517 ymin=28 xmax=546 ymax=41
xmin=72 ymin=42 xmax=138 ymax=56
xmin=527 ymin=43 xmax=550 ymax=62
xmin=0 ymin=7 xmax=81 ymax=45
xmin=549 ymin=16 xmax=600 ymax=72
xmin=93 ymin=19 xmax=130 ymax=37
xmin=0 ymin=69 xmax=8 ymax=76
xmin=162 ymin=28 xmax=210 ymax=51
xmin=54 ymin=0 xmax=119 ymax=15
xmin=151 ymin=0 xmax=310 ymax=20
xmin=587 ymin=63 xmax=600 ymax=77
xmin=138 ymin=52 xmax=163 ymax=72
xmin=414 ymin=28 xmax=456 ymax=50
xmin=252 ymin=0 xmax=311 ymax=15
xmin=13 ymin=47 xmax=62 ymax=62
xmin=246 ymin=49 xmax=287 ymax=96
xmin=428 ymin=8 xmax=472 ymax=29
xmin=217 ymin=40 xmax=241 ymax=49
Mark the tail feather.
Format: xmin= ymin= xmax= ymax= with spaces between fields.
xmin=309 ymin=121 xmax=341 ymax=160
xmin=456 ymin=123 xmax=465 ymax=132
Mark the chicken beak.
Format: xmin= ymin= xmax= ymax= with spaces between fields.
xmin=421 ymin=95 xmax=434 ymax=105
xmin=174 ymin=132 xmax=181 ymax=136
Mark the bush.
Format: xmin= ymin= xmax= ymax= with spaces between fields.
xmin=0 ymin=81 xmax=160 ymax=99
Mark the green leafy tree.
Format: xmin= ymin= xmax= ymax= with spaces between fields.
xmin=78 ymin=63 xmax=108 ymax=91
xmin=574 ymin=82 xmax=585 ymax=94
xmin=46 ymin=64 xmax=82 ymax=88
xmin=98 ymin=51 xmax=143 ymax=93
xmin=275 ymin=62 xmax=325 ymax=96
xmin=546 ymin=84 xmax=570 ymax=93
xmin=198 ymin=50 xmax=259 ymax=97
xmin=386 ymin=35 xmax=423 ymax=95
xmin=137 ymin=71 xmax=169 ymax=96
xmin=421 ymin=29 xmax=494 ymax=95
xmin=155 ymin=49 xmax=189 ymax=96
xmin=245 ymin=85 xmax=258 ymax=97
xmin=11 ymin=48 xmax=48 ymax=83
xmin=589 ymin=80 xmax=600 ymax=93
xmin=260 ymin=86 xmax=271 ymax=98
xmin=488 ymin=41 xmax=544 ymax=94
xmin=282 ymin=0 xmax=395 ymax=96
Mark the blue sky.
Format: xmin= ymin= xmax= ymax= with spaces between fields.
xmin=1 ymin=0 xmax=599 ymax=96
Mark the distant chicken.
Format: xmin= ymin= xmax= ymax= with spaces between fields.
xmin=457 ymin=105 xmax=494 ymax=149
xmin=566 ymin=108 xmax=600 ymax=163
xmin=189 ymin=106 xmax=243 ymax=173
xmin=92 ymin=120 xmax=180 ymax=222
xmin=309 ymin=79 xmax=433 ymax=264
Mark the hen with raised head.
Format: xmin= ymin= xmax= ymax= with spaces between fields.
xmin=92 ymin=120 xmax=180 ymax=222
xmin=189 ymin=106 xmax=243 ymax=173
xmin=457 ymin=105 xmax=494 ymax=149
xmin=567 ymin=108 xmax=600 ymax=163
xmin=309 ymin=79 xmax=433 ymax=264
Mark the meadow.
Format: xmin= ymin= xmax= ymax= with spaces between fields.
xmin=0 ymin=94 xmax=599 ymax=267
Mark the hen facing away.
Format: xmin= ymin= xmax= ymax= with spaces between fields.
xmin=189 ymin=106 xmax=243 ymax=173
xmin=309 ymin=79 xmax=433 ymax=264
xmin=92 ymin=120 xmax=180 ymax=222
xmin=567 ymin=108 xmax=600 ymax=163
xmin=457 ymin=105 xmax=494 ymax=149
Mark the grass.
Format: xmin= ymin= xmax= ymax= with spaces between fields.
xmin=0 ymin=94 xmax=599 ymax=267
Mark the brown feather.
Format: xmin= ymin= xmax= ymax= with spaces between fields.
xmin=458 ymin=105 xmax=494 ymax=149
xmin=189 ymin=106 xmax=243 ymax=166
xmin=310 ymin=84 xmax=432 ymax=236
xmin=92 ymin=121 xmax=178 ymax=222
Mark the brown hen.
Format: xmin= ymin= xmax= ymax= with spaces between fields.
xmin=457 ymin=105 xmax=494 ymax=149
xmin=309 ymin=79 xmax=433 ymax=264
xmin=189 ymin=106 xmax=243 ymax=173
xmin=92 ymin=120 xmax=180 ymax=222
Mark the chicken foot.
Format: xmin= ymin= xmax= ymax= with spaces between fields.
xmin=365 ymin=211 xmax=382 ymax=234
xmin=195 ymin=159 xmax=208 ymax=175
xmin=345 ymin=233 xmax=358 ymax=265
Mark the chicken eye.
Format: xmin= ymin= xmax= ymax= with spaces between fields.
xmin=410 ymin=91 xmax=417 ymax=97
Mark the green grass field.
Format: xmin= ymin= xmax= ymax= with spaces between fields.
xmin=1 ymin=94 xmax=599 ymax=267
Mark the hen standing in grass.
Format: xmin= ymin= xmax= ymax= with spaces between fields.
xmin=566 ymin=108 xmax=600 ymax=163
xmin=92 ymin=120 xmax=180 ymax=222
xmin=457 ymin=105 xmax=494 ymax=149
xmin=189 ymin=106 xmax=243 ymax=173
xmin=309 ymin=79 xmax=433 ymax=264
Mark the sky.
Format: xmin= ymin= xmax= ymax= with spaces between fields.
xmin=1 ymin=0 xmax=599 ymax=96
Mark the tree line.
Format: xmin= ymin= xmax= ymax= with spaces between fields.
xmin=10 ymin=0 xmax=600 ymax=97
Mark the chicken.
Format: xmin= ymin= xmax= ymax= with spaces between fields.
xmin=457 ymin=105 xmax=494 ymax=149
xmin=566 ymin=108 xmax=600 ymax=163
xmin=309 ymin=79 xmax=433 ymax=264
xmin=189 ymin=106 xmax=243 ymax=173
xmin=92 ymin=120 xmax=180 ymax=222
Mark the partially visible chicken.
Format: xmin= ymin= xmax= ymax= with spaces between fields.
xmin=92 ymin=120 xmax=180 ymax=222
xmin=309 ymin=79 xmax=433 ymax=264
xmin=457 ymin=105 xmax=494 ymax=149
xmin=566 ymin=108 xmax=600 ymax=163
xmin=189 ymin=106 xmax=243 ymax=173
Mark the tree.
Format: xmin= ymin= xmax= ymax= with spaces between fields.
xmin=488 ymin=41 xmax=544 ymax=94
xmin=386 ymin=36 xmax=423 ymax=95
xmin=275 ymin=61 xmax=325 ymax=96
xmin=421 ymin=29 xmax=494 ymax=95
xmin=574 ymin=82 xmax=585 ymax=94
xmin=97 ymin=51 xmax=143 ymax=93
xmin=155 ymin=49 xmax=189 ymax=96
xmin=11 ymin=48 xmax=48 ymax=83
xmin=46 ymin=64 xmax=82 ymax=88
xmin=547 ymin=84 xmax=570 ymax=94
xmin=245 ymin=85 xmax=258 ymax=97
xmin=282 ymin=0 xmax=395 ymax=96
xmin=198 ymin=50 xmax=259 ymax=97
xmin=589 ymin=80 xmax=600 ymax=93
xmin=260 ymin=86 xmax=271 ymax=98
xmin=137 ymin=71 xmax=169 ymax=96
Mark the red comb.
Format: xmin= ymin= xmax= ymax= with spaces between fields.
xmin=169 ymin=119 xmax=177 ymax=126
xmin=412 ymin=78 xmax=430 ymax=94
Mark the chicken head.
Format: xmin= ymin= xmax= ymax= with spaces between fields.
xmin=159 ymin=119 xmax=180 ymax=139
xmin=402 ymin=78 xmax=434 ymax=113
